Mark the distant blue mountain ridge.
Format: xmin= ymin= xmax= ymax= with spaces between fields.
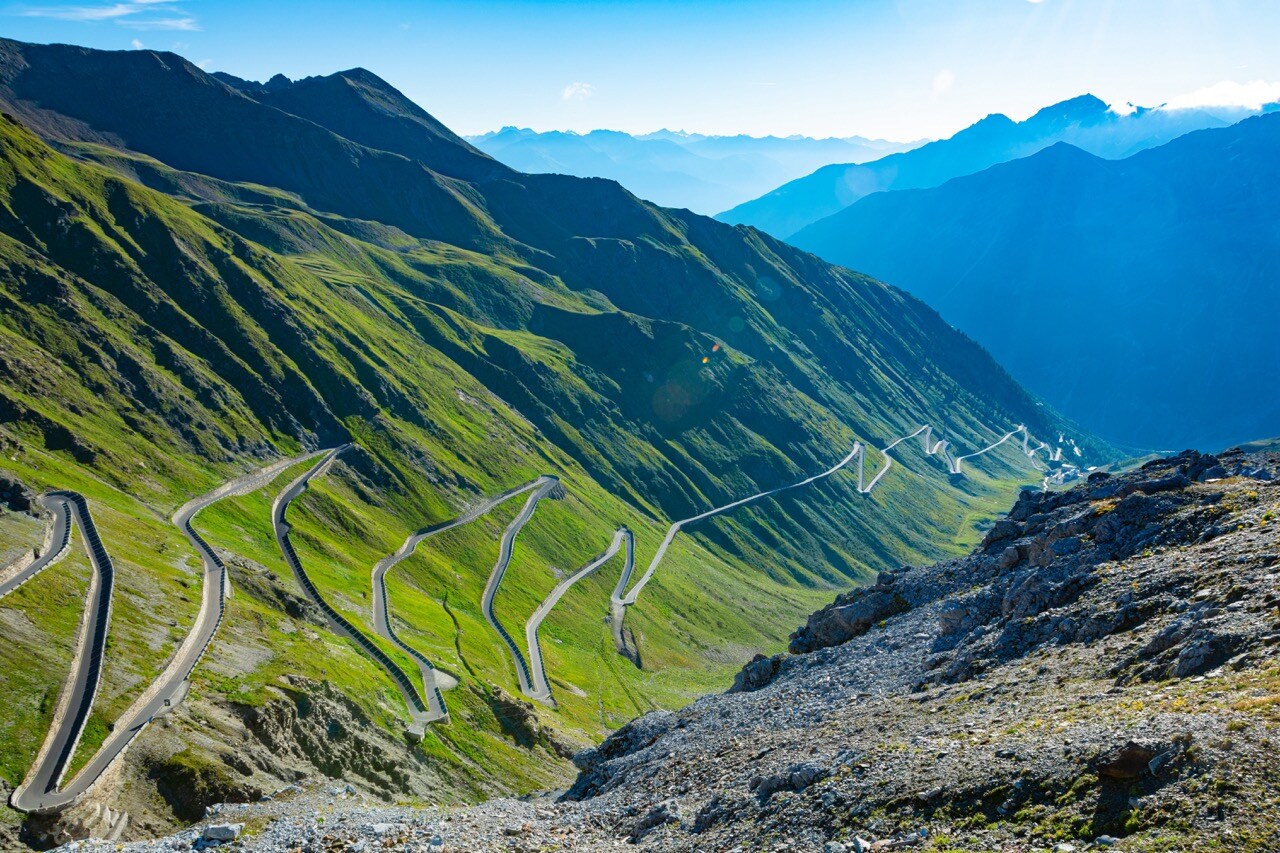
xmin=718 ymin=94 xmax=1269 ymax=238
xmin=467 ymin=127 xmax=923 ymax=214
xmin=790 ymin=110 xmax=1280 ymax=452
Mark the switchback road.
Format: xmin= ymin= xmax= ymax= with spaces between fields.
xmin=479 ymin=476 xmax=561 ymax=696
xmin=11 ymin=454 xmax=321 ymax=814
xmin=525 ymin=527 xmax=630 ymax=703
xmin=271 ymin=446 xmax=432 ymax=736
xmin=371 ymin=477 xmax=546 ymax=723
xmin=611 ymin=423 xmax=1063 ymax=658
xmin=10 ymin=492 xmax=114 ymax=814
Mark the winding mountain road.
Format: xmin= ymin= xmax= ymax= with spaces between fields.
xmin=271 ymin=446 xmax=432 ymax=735
xmin=10 ymin=454 xmax=323 ymax=814
xmin=371 ymin=477 xmax=547 ymax=723
xmin=10 ymin=492 xmax=114 ymax=814
xmin=611 ymin=423 xmax=1064 ymax=658
xmin=617 ymin=440 xmax=865 ymax=611
xmin=525 ymin=527 xmax=631 ymax=704
xmin=856 ymin=424 xmax=1051 ymax=493
xmin=167 ymin=450 xmax=330 ymax=692
xmin=0 ymin=494 xmax=72 ymax=599
xmin=4 ymin=418 xmax=1066 ymax=805
xmin=479 ymin=476 xmax=561 ymax=696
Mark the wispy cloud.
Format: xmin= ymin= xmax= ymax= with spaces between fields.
xmin=127 ymin=15 xmax=197 ymax=30
xmin=932 ymin=69 xmax=955 ymax=95
xmin=562 ymin=81 xmax=594 ymax=102
xmin=18 ymin=1 xmax=200 ymax=31
xmin=130 ymin=37 xmax=142 ymax=47
xmin=1163 ymin=80 xmax=1280 ymax=111
xmin=20 ymin=2 xmax=137 ymax=20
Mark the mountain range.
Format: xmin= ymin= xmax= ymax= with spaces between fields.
xmin=0 ymin=38 xmax=1096 ymax=837
xmin=467 ymin=127 xmax=922 ymax=215
xmin=719 ymin=94 xmax=1266 ymax=238
xmin=790 ymin=113 xmax=1280 ymax=451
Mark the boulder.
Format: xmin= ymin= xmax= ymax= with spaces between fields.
xmin=1094 ymin=741 xmax=1157 ymax=779
xmin=997 ymin=545 xmax=1021 ymax=569
xmin=731 ymin=653 xmax=784 ymax=693
xmin=201 ymin=823 xmax=243 ymax=842
xmin=937 ymin=601 xmax=977 ymax=636
xmin=1170 ymin=630 xmax=1239 ymax=678
xmin=629 ymin=800 xmax=680 ymax=841
xmin=751 ymin=761 xmax=827 ymax=801
xmin=790 ymin=572 xmax=909 ymax=654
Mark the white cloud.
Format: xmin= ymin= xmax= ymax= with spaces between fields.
xmin=21 ymin=3 xmax=138 ymax=21
xmin=562 ymin=81 xmax=594 ymax=102
xmin=125 ymin=15 xmax=198 ymax=30
xmin=1162 ymin=80 xmax=1280 ymax=111
xmin=130 ymin=37 xmax=143 ymax=48
xmin=932 ymin=69 xmax=955 ymax=95
xmin=20 ymin=1 xmax=200 ymax=31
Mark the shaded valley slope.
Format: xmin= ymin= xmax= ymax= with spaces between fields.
xmin=791 ymin=114 xmax=1280 ymax=451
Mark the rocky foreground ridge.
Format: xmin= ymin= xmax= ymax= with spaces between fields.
xmin=59 ymin=449 xmax=1280 ymax=851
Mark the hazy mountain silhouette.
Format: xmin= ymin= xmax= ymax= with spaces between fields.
xmin=791 ymin=115 xmax=1280 ymax=450
xmin=469 ymin=127 xmax=921 ymax=214
xmin=720 ymin=94 xmax=1257 ymax=237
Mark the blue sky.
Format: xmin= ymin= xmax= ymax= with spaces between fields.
xmin=4 ymin=0 xmax=1280 ymax=140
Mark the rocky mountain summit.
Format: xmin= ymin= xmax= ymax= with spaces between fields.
xmin=55 ymin=449 xmax=1280 ymax=851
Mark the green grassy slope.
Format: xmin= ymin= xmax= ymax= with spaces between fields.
xmin=0 ymin=39 xmax=1106 ymax=827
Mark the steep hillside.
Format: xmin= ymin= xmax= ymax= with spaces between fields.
xmin=720 ymin=95 xmax=1252 ymax=238
xmin=0 ymin=38 xmax=1101 ymax=844
xmin=791 ymin=114 xmax=1280 ymax=451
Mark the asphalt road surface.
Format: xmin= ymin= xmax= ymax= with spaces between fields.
xmin=525 ymin=527 xmax=630 ymax=703
xmin=371 ymin=477 xmax=546 ymax=722
xmin=271 ymin=446 xmax=432 ymax=736
xmin=11 ymin=454 xmax=321 ymax=814
xmin=611 ymin=423 xmax=1064 ymax=659
xmin=479 ymin=477 xmax=560 ymax=696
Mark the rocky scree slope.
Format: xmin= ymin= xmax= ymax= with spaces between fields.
xmin=68 ymin=449 xmax=1280 ymax=851
xmin=558 ymin=449 xmax=1280 ymax=850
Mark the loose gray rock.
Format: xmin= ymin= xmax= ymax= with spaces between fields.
xmin=200 ymin=823 xmax=242 ymax=842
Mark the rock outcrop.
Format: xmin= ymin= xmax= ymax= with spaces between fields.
xmin=789 ymin=570 xmax=910 ymax=654
xmin=0 ymin=471 xmax=35 ymax=514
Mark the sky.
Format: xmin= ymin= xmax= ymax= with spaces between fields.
xmin=4 ymin=0 xmax=1280 ymax=141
